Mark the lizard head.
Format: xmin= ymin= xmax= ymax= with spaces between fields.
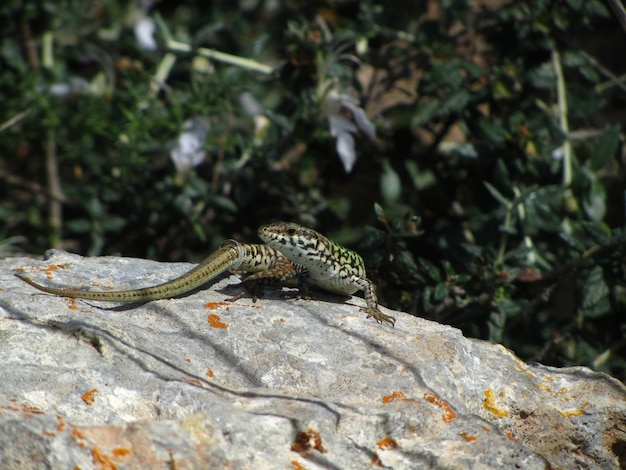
xmin=258 ymin=222 xmax=321 ymax=253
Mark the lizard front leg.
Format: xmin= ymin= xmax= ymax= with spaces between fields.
xmin=351 ymin=275 xmax=396 ymax=327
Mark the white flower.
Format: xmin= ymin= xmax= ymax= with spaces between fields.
xmin=551 ymin=146 xmax=564 ymax=160
xmin=325 ymin=91 xmax=376 ymax=173
xmin=170 ymin=117 xmax=209 ymax=173
xmin=134 ymin=16 xmax=157 ymax=51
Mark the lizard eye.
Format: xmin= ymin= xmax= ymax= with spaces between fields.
xmin=287 ymin=228 xmax=297 ymax=236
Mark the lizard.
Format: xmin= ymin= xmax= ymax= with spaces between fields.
xmin=15 ymin=222 xmax=396 ymax=326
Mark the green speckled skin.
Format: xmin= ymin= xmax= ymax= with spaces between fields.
xmin=17 ymin=223 xmax=395 ymax=326
xmin=258 ymin=222 xmax=395 ymax=326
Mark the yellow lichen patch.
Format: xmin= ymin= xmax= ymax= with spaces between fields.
xmin=538 ymin=383 xmax=552 ymax=393
xmin=559 ymin=402 xmax=589 ymax=418
xmin=514 ymin=366 xmax=534 ymax=377
xmin=483 ymin=389 xmax=508 ymax=418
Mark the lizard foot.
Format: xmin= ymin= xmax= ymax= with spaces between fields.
xmin=360 ymin=307 xmax=396 ymax=327
xmin=282 ymin=292 xmax=313 ymax=301
xmin=226 ymin=289 xmax=264 ymax=303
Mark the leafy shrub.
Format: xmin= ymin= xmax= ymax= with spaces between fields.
xmin=1 ymin=0 xmax=624 ymax=379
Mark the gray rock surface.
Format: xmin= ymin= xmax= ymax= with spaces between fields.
xmin=0 ymin=250 xmax=624 ymax=469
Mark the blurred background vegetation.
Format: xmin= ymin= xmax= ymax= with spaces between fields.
xmin=1 ymin=0 xmax=625 ymax=381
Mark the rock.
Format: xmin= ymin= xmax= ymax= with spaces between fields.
xmin=0 ymin=250 xmax=624 ymax=469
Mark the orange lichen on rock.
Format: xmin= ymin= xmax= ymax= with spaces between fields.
xmin=21 ymin=404 xmax=44 ymax=416
xmin=382 ymin=391 xmax=418 ymax=404
xmin=181 ymin=377 xmax=203 ymax=387
xmin=71 ymin=428 xmax=86 ymax=447
xmin=371 ymin=452 xmax=383 ymax=467
xmin=291 ymin=429 xmax=327 ymax=454
xmin=205 ymin=301 xmax=232 ymax=311
xmin=111 ymin=448 xmax=132 ymax=458
xmin=81 ymin=388 xmax=98 ymax=405
xmin=208 ymin=314 xmax=228 ymax=329
xmin=459 ymin=432 xmax=478 ymax=442
xmin=92 ymin=447 xmax=117 ymax=470
xmin=56 ymin=415 xmax=66 ymax=431
xmin=43 ymin=263 xmax=70 ymax=279
xmin=377 ymin=437 xmax=398 ymax=450
xmin=424 ymin=392 xmax=457 ymax=423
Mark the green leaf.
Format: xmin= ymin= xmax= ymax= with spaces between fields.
xmin=590 ymin=124 xmax=620 ymax=171
xmin=418 ymin=257 xmax=441 ymax=283
xmin=439 ymin=89 xmax=471 ymax=116
xmin=583 ymin=0 xmax=609 ymax=17
xmin=523 ymin=186 xmax=563 ymax=234
xmin=373 ymin=203 xmax=389 ymax=227
xmin=392 ymin=245 xmax=420 ymax=278
xmin=559 ymin=232 xmax=586 ymax=253
xmin=66 ymin=219 xmax=92 ymax=234
xmin=451 ymin=143 xmax=479 ymax=159
xmin=405 ymin=160 xmax=436 ymax=190
xmin=441 ymin=260 xmax=455 ymax=278
xmin=583 ymin=175 xmax=606 ymax=222
xmin=581 ymin=266 xmax=610 ymax=318
xmin=526 ymin=64 xmax=556 ymax=89
xmin=413 ymin=99 xmax=440 ymax=127
xmin=565 ymin=0 xmax=583 ymax=11
xmin=193 ymin=222 xmax=207 ymax=242
xmin=101 ymin=216 xmax=126 ymax=232
xmin=484 ymin=181 xmax=511 ymax=207
xmin=478 ymin=116 xmax=508 ymax=145
xmin=211 ymin=195 xmax=238 ymax=213
xmin=381 ymin=161 xmax=402 ymax=204
xmin=434 ymin=282 xmax=449 ymax=301
xmin=581 ymin=221 xmax=610 ymax=246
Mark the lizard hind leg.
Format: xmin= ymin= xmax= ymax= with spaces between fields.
xmin=227 ymin=257 xmax=301 ymax=303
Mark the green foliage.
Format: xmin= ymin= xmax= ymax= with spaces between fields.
xmin=0 ymin=0 xmax=625 ymax=380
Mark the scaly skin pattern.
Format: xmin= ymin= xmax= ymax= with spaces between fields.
xmin=17 ymin=223 xmax=395 ymax=326
xmin=16 ymin=241 xmax=286 ymax=302
xmin=258 ymin=222 xmax=395 ymax=326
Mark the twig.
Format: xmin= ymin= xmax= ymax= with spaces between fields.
xmin=20 ymin=17 xmax=39 ymax=70
xmin=552 ymin=49 xmax=572 ymax=188
xmin=45 ymin=128 xmax=64 ymax=248
xmin=0 ymin=109 xmax=31 ymax=133
xmin=150 ymin=52 xmax=176 ymax=95
xmin=154 ymin=13 xmax=274 ymax=75
xmin=606 ymin=0 xmax=626 ymax=34
xmin=580 ymin=50 xmax=626 ymax=95
xmin=0 ymin=169 xmax=72 ymax=204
